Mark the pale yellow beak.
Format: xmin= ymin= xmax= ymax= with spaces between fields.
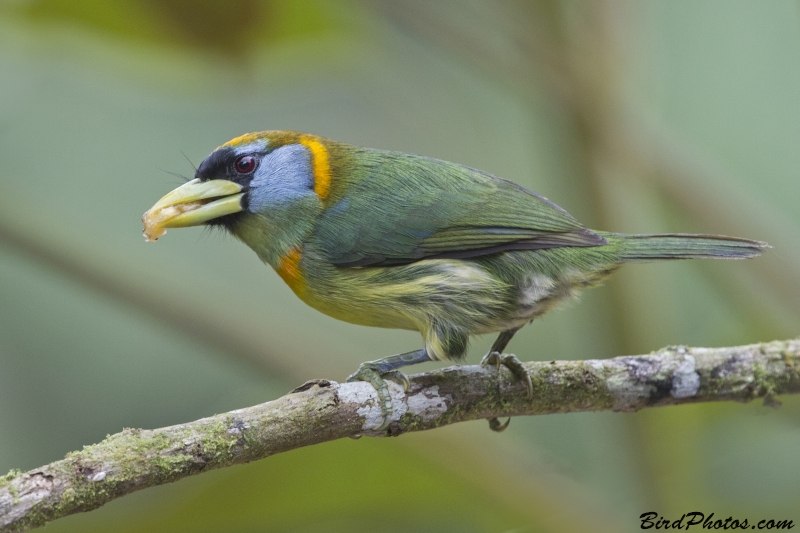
xmin=142 ymin=178 xmax=244 ymax=241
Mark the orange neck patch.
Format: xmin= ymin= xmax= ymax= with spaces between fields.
xmin=275 ymin=247 xmax=306 ymax=295
xmin=299 ymin=137 xmax=332 ymax=201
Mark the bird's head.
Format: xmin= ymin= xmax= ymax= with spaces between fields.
xmin=143 ymin=131 xmax=335 ymax=264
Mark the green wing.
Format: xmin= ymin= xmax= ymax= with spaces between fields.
xmin=311 ymin=150 xmax=605 ymax=267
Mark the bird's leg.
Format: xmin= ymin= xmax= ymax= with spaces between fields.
xmin=346 ymin=348 xmax=430 ymax=431
xmin=480 ymin=326 xmax=533 ymax=432
xmin=486 ymin=328 xmax=520 ymax=358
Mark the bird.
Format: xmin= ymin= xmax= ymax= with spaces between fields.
xmin=143 ymin=130 xmax=768 ymax=432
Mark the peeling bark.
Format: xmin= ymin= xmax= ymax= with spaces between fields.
xmin=2 ymin=339 xmax=799 ymax=533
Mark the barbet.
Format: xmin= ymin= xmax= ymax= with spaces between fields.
xmin=143 ymin=131 xmax=767 ymax=431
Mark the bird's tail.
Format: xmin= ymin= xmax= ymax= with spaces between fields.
xmin=601 ymin=233 xmax=769 ymax=262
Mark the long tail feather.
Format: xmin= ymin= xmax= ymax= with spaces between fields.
xmin=602 ymin=233 xmax=769 ymax=262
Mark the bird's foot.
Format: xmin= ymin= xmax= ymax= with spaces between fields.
xmin=480 ymin=351 xmax=533 ymax=398
xmin=346 ymin=362 xmax=410 ymax=431
xmin=480 ymin=351 xmax=533 ymax=432
xmin=487 ymin=417 xmax=511 ymax=432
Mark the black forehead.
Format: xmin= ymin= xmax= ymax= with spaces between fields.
xmin=195 ymin=147 xmax=235 ymax=181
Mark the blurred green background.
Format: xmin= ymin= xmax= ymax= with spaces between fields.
xmin=1 ymin=1 xmax=799 ymax=531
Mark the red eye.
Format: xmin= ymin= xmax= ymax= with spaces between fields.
xmin=234 ymin=155 xmax=257 ymax=174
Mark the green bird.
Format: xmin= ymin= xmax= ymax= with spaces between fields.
xmin=144 ymin=130 xmax=767 ymax=431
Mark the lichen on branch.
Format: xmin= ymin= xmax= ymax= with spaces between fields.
xmin=2 ymin=339 xmax=799 ymax=533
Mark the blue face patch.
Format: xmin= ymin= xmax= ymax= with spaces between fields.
xmin=246 ymin=144 xmax=315 ymax=213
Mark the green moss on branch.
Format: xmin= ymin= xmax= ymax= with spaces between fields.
xmin=2 ymin=339 xmax=799 ymax=533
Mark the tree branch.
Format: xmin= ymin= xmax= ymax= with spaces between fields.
xmin=2 ymin=339 xmax=799 ymax=532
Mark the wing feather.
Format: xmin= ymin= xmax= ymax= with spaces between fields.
xmin=310 ymin=150 xmax=605 ymax=267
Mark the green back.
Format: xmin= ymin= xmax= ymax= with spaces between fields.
xmin=309 ymin=148 xmax=605 ymax=267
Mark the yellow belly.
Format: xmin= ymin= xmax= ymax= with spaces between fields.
xmin=279 ymin=254 xmax=511 ymax=335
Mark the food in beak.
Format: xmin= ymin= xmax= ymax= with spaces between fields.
xmin=142 ymin=202 xmax=204 ymax=242
xmin=142 ymin=178 xmax=244 ymax=242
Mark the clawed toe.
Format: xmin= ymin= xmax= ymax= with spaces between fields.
xmin=346 ymin=362 xmax=398 ymax=432
xmin=346 ymin=349 xmax=431 ymax=432
xmin=481 ymin=350 xmax=534 ymax=432
xmin=487 ymin=417 xmax=511 ymax=432
xmin=383 ymin=370 xmax=410 ymax=391
xmin=480 ymin=350 xmax=502 ymax=371
xmin=481 ymin=351 xmax=533 ymax=399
